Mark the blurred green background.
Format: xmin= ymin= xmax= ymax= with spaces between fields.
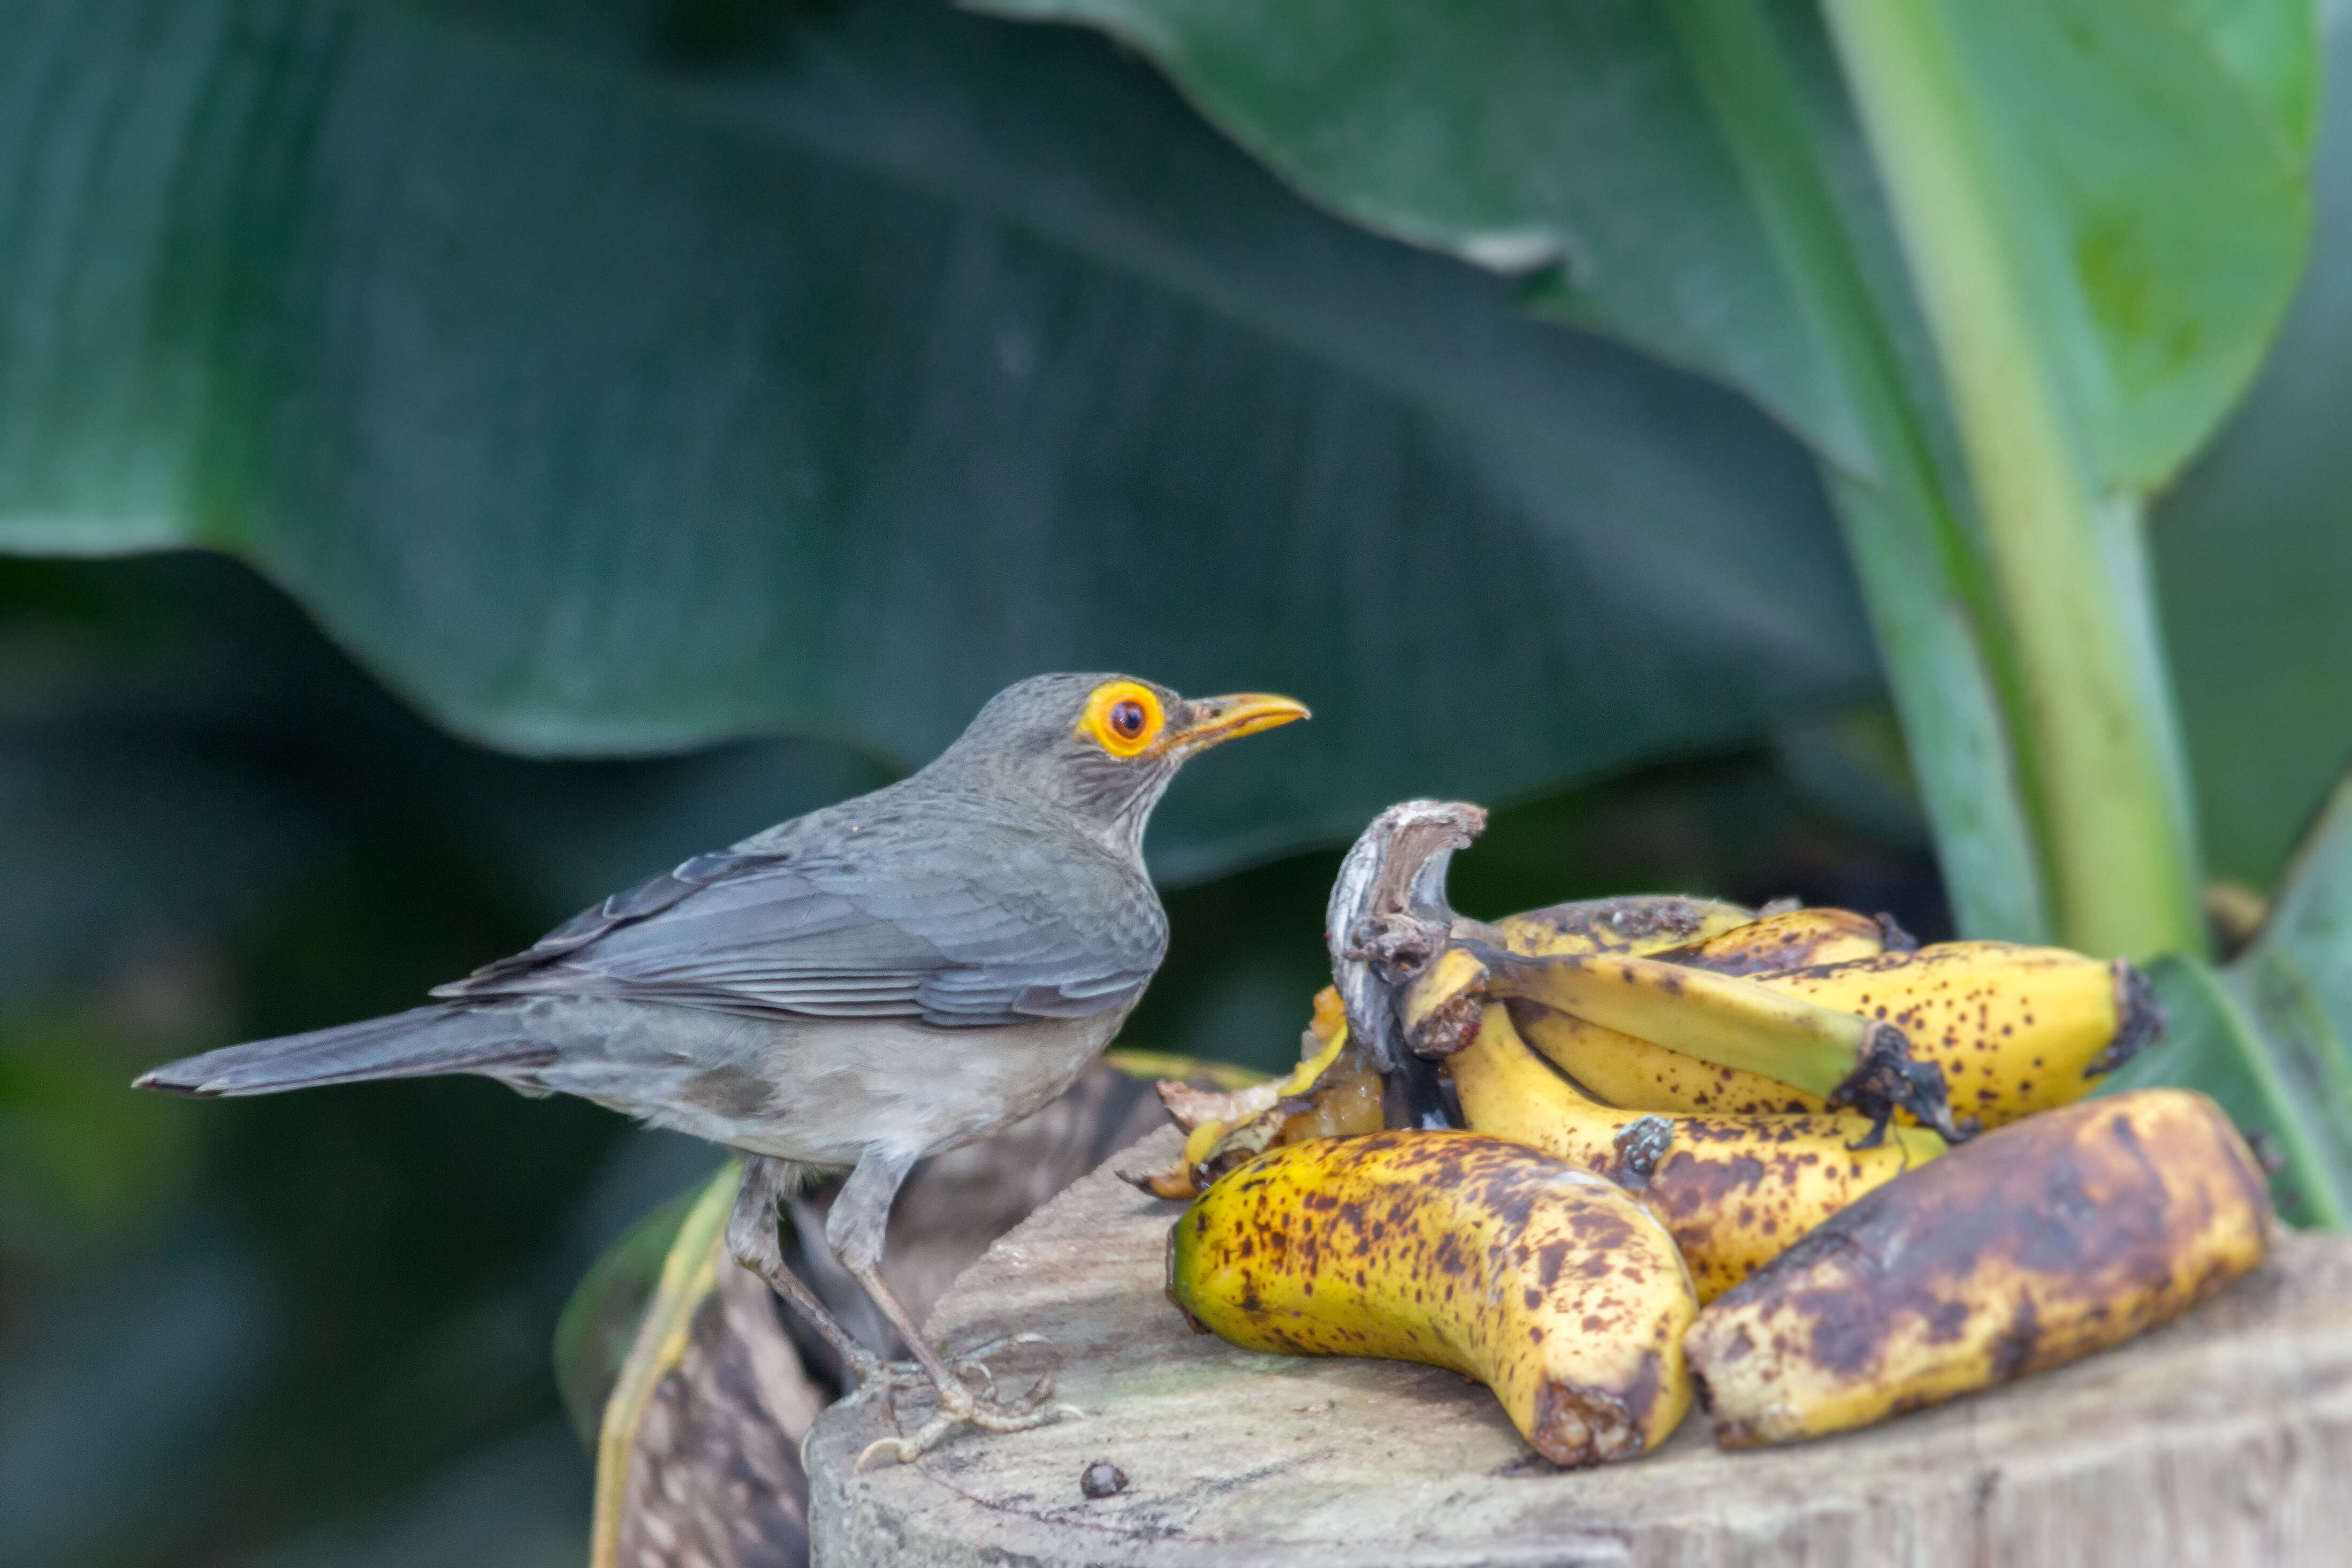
xmin=5 ymin=1 xmax=2351 ymax=1562
xmin=0 ymin=553 xmax=1948 ymax=1567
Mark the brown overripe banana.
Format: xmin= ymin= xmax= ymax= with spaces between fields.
xmin=1684 ymin=1087 xmax=2274 ymax=1446
xmin=1446 ymin=1002 xmax=1944 ymax=1301
xmin=1167 ymin=1130 xmax=1696 ymax=1467
xmin=1520 ymin=940 xmax=2158 ymax=1129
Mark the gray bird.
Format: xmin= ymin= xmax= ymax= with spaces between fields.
xmin=138 ymin=673 xmax=1307 ymax=1463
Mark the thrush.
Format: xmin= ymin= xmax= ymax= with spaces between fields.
xmin=138 ymin=673 xmax=1307 ymax=1464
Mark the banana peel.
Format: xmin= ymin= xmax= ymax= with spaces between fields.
xmin=1122 ymin=987 xmax=1383 ymax=1199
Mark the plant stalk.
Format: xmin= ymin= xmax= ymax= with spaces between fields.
xmin=1670 ymin=0 xmax=2052 ymax=942
xmin=1817 ymin=0 xmax=2206 ymax=960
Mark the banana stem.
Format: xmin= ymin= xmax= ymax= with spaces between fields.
xmin=1817 ymin=0 xmax=2206 ymax=962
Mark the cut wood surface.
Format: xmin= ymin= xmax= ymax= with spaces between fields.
xmin=809 ymin=1126 xmax=2352 ymax=1567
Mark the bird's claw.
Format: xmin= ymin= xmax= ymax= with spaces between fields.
xmin=851 ymin=1337 xmax=1075 ymax=1468
xmin=854 ymin=1392 xmax=1078 ymax=1471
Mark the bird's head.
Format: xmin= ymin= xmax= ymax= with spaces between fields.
xmin=929 ymin=673 xmax=1310 ymax=852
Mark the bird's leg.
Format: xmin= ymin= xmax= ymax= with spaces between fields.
xmin=724 ymin=1155 xmax=923 ymax=1398
xmin=827 ymin=1146 xmax=1078 ymax=1468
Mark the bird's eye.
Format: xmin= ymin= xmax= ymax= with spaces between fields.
xmin=1078 ymin=680 xmax=1165 ymax=758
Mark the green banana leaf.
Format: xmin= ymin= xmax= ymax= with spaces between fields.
xmin=972 ymin=0 xmax=2334 ymax=954
xmin=0 ymin=0 xmax=1883 ymax=886
xmin=7 ymin=0 xmax=2346 ymax=898
xmin=976 ymin=0 xmax=2309 ymax=493
xmin=2153 ymin=13 xmax=2352 ymax=889
xmin=2101 ymin=767 xmax=2352 ymax=1228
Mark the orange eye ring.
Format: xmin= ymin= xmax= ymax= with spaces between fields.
xmin=1078 ymin=680 xmax=1166 ymax=758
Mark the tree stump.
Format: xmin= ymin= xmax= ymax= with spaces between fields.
xmin=809 ymin=1127 xmax=2352 ymax=1567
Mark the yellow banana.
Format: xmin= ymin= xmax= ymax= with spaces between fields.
xmin=1489 ymin=894 xmax=1757 ymax=958
xmin=1168 ymin=1130 xmax=1696 ymax=1467
xmin=1516 ymin=1008 xmax=1826 ymax=1117
xmin=1650 ymin=905 xmax=1899 ymax=975
xmin=1747 ymin=941 xmax=2158 ymax=1126
xmin=1447 ymin=1003 xmax=1944 ymax=1301
xmin=1518 ymin=941 xmax=2157 ymax=1130
xmin=1685 ymin=1088 xmax=2273 ymax=1447
xmin=1406 ymin=941 xmax=1959 ymax=1140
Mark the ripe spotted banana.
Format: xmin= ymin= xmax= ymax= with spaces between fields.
xmin=1651 ymin=905 xmax=1901 ymax=974
xmin=1404 ymin=941 xmax=1960 ymax=1141
xmin=1487 ymin=895 xmax=1759 ymax=958
xmin=1519 ymin=941 xmax=2158 ymax=1129
xmin=1167 ymin=1131 xmax=1696 ymax=1467
xmin=1684 ymin=1088 xmax=2273 ymax=1446
xmin=1446 ymin=1002 xmax=1944 ymax=1301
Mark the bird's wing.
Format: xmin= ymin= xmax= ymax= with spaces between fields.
xmin=431 ymin=820 xmax=1166 ymax=1027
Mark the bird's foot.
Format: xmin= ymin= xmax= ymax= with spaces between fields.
xmin=854 ymin=1335 xmax=1078 ymax=1470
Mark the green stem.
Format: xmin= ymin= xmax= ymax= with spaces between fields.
xmin=1670 ymin=0 xmax=2051 ymax=942
xmin=1818 ymin=0 xmax=2205 ymax=961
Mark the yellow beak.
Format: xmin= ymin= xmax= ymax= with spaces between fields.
xmin=1174 ymin=692 xmax=1312 ymax=751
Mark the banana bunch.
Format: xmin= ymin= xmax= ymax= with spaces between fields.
xmin=1150 ymin=800 xmax=2266 ymax=1468
xmin=1167 ymin=1131 xmax=1698 ymax=1466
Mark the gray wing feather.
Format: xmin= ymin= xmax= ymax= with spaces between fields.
xmin=433 ymin=812 xmax=1164 ymax=1028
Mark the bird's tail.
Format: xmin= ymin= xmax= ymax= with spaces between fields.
xmin=134 ymin=1006 xmax=554 ymax=1098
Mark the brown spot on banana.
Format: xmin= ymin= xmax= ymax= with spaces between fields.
xmin=1166 ymin=1130 xmax=1696 ymax=1467
xmin=1683 ymin=1089 xmax=2274 ymax=1447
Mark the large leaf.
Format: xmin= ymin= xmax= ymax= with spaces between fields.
xmin=2152 ymin=0 xmax=2352 ymax=888
xmin=2103 ymin=768 xmax=2352 ymax=1227
xmin=978 ymin=0 xmax=2309 ymax=498
xmin=975 ymin=0 xmax=1886 ymax=471
xmin=0 ymin=0 xmax=1879 ymax=884
xmin=969 ymin=0 xmax=2052 ymax=940
xmin=978 ymin=0 xmax=2318 ymax=958
xmin=1815 ymin=0 xmax=2311 ymax=958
